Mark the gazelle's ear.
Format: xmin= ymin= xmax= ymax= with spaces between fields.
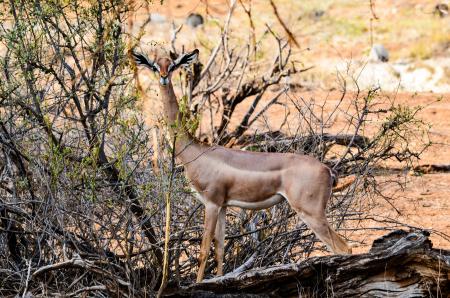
xmin=169 ymin=51 xmax=178 ymax=61
xmin=169 ymin=49 xmax=199 ymax=71
xmin=132 ymin=51 xmax=159 ymax=72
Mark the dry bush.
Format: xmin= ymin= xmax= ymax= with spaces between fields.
xmin=0 ymin=0 xmax=435 ymax=296
xmin=1 ymin=0 xmax=163 ymax=296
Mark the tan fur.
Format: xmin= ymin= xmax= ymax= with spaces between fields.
xmin=137 ymin=50 xmax=352 ymax=283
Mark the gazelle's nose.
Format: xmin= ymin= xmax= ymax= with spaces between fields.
xmin=160 ymin=75 xmax=169 ymax=86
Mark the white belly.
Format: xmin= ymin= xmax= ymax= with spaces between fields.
xmin=225 ymin=193 xmax=285 ymax=210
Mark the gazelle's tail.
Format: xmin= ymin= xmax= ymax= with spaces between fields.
xmin=329 ymin=168 xmax=338 ymax=187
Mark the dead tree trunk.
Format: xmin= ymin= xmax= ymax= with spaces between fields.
xmin=168 ymin=230 xmax=450 ymax=297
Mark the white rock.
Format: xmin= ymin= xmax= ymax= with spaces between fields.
xmin=369 ymin=44 xmax=389 ymax=62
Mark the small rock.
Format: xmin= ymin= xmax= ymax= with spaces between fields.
xmin=369 ymin=44 xmax=389 ymax=62
xmin=186 ymin=13 xmax=204 ymax=28
xmin=311 ymin=10 xmax=325 ymax=20
xmin=422 ymin=202 xmax=432 ymax=207
xmin=420 ymin=189 xmax=432 ymax=195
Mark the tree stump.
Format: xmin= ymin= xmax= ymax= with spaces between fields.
xmin=168 ymin=230 xmax=450 ymax=297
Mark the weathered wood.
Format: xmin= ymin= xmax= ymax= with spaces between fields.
xmin=167 ymin=230 xmax=450 ymax=297
xmin=414 ymin=164 xmax=450 ymax=174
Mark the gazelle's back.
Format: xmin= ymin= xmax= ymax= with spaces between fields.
xmin=201 ymin=145 xmax=324 ymax=173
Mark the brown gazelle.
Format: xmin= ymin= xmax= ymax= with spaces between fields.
xmin=133 ymin=49 xmax=351 ymax=282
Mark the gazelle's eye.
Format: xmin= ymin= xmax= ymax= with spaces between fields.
xmin=168 ymin=63 xmax=175 ymax=72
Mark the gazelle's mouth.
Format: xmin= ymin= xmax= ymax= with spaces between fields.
xmin=160 ymin=76 xmax=169 ymax=86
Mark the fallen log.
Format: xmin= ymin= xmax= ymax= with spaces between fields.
xmin=167 ymin=230 xmax=450 ymax=297
xmin=413 ymin=164 xmax=450 ymax=174
xmin=238 ymin=131 xmax=370 ymax=152
xmin=368 ymin=164 xmax=450 ymax=176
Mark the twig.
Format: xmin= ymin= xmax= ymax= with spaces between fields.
xmin=199 ymin=0 xmax=237 ymax=81
xmin=369 ymin=0 xmax=379 ymax=19
xmin=170 ymin=23 xmax=183 ymax=55
xmin=68 ymin=285 xmax=107 ymax=297
xmin=269 ymin=0 xmax=300 ymax=48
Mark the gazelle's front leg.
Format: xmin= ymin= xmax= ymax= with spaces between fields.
xmin=197 ymin=203 xmax=219 ymax=282
xmin=214 ymin=207 xmax=226 ymax=276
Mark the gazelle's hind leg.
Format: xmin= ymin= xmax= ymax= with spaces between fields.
xmin=285 ymin=166 xmax=351 ymax=255
xmin=297 ymin=211 xmax=351 ymax=254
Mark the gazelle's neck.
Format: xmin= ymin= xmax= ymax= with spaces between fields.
xmin=160 ymin=81 xmax=179 ymax=124
xmin=159 ymin=82 xmax=203 ymax=161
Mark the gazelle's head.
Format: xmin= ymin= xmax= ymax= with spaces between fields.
xmin=132 ymin=49 xmax=199 ymax=86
